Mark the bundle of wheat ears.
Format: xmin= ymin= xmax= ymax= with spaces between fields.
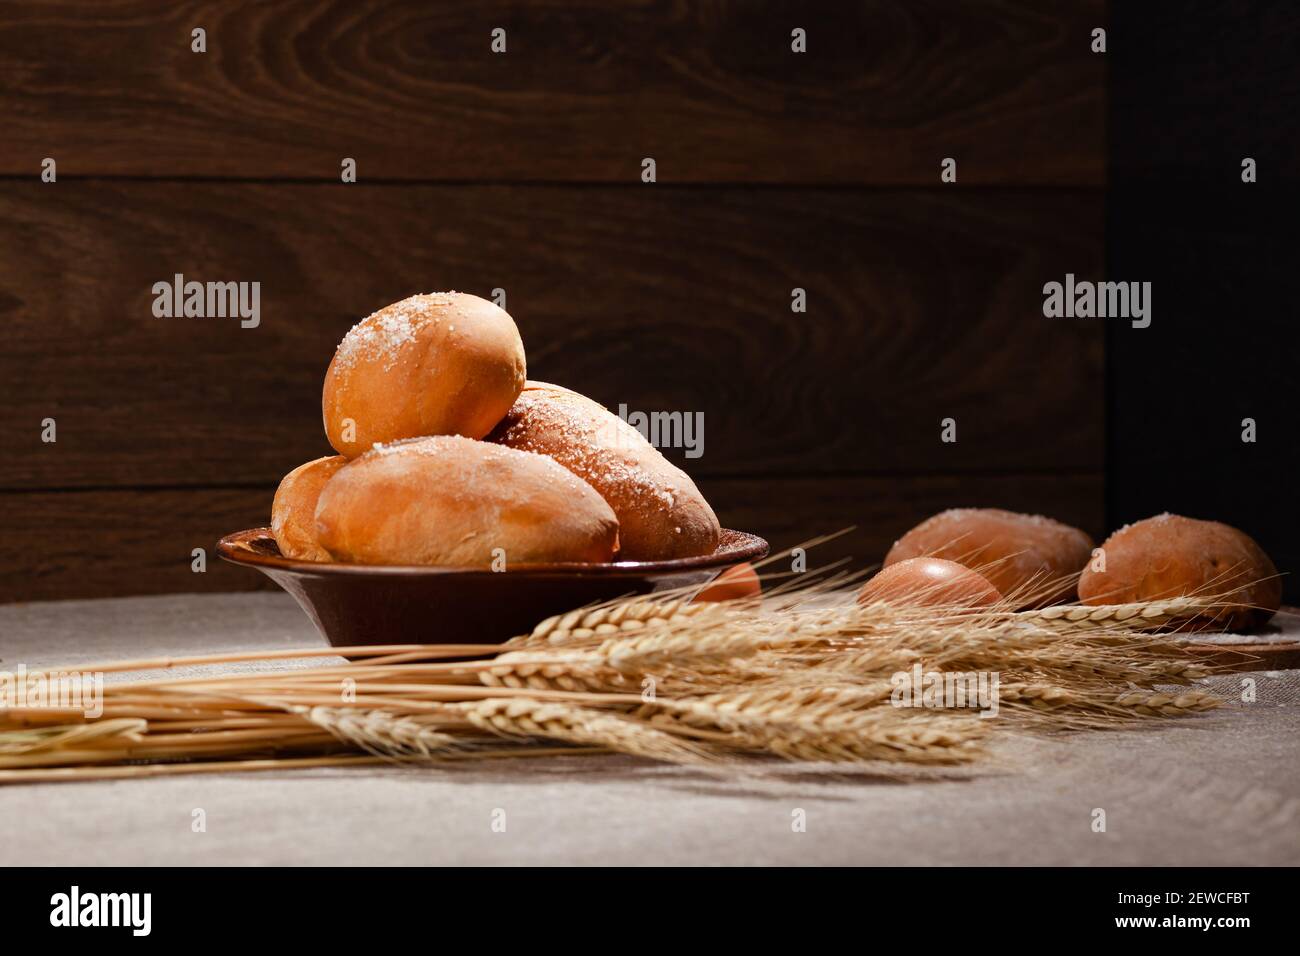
xmin=0 ymin=552 xmax=1241 ymax=785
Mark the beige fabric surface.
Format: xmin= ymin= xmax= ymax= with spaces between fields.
xmin=0 ymin=593 xmax=1297 ymax=866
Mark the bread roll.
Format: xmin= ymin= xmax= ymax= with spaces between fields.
xmin=1078 ymin=513 xmax=1280 ymax=631
xmin=858 ymin=557 xmax=1003 ymax=610
xmin=885 ymin=508 xmax=1093 ymax=608
xmin=487 ymin=382 xmax=720 ymax=560
xmin=695 ymin=563 xmax=762 ymax=603
xmin=271 ymin=455 xmax=347 ymax=561
xmin=315 ymin=435 xmax=618 ymax=566
xmin=322 ymin=292 xmax=526 ymax=457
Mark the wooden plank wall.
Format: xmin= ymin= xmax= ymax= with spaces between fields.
xmin=0 ymin=1 xmax=1107 ymax=602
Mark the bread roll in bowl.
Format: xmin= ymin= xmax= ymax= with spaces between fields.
xmin=1078 ymin=513 xmax=1280 ymax=631
xmin=315 ymin=435 xmax=618 ymax=566
xmin=322 ymin=292 xmax=526 ymax=457
xmin=487 ymin=381 xmax=721 ymax=560
xmin=885 ymin=508 xmax=1094 ymax=608
xmin=271 ymin=455 xmax=348 ymax=561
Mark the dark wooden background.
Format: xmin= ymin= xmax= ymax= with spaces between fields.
xmin=1106 ymin=1 xmax=1300 ymax=604
xmin=0 ymin=0 xmax=1106 ymax=602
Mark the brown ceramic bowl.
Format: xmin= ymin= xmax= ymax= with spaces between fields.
xmin=217 ymin=528 xmax=768 ymax=647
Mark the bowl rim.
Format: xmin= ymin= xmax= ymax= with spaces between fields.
xmin=217 ymin=527 xmax=769 ymax=578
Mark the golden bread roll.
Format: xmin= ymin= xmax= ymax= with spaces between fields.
xmin=858 ymin=557 xmax=1003 ymax=610
xmin=314 ymin=435 xmax=618 ymax=566
xmin=322 ymin=292 xmax=526 ymax=457
xmin=271 ymin=455 xmax=348 ymax=561
xmin=885 ymin=508 xmax=1094 ymax=608
xmin=1078 ymin=513 xmax=1280 ymax=631
xmin=486 ymin=381 xmax=721 ymax=560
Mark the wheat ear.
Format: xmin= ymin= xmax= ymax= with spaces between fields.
xmin=479 ymin=630 xmax=767 ymax=692
xmin=287 ymin=705 xmax=462 ymax=758
xmin=1110 ymin=688 xmax=1222 ymax=717
xmin=449 ymin=698 xmax=711 ymax=764
xmin=645 ymin=683 xmax=896 ymax=724
xmin=0 ymin=719 xmax=147 ymax=755
xmin=598 ymin=627 xmax=766 ymax=671
xmin=996 ymin=682 xmax=1222 ymax=718
xmin=761 ymin=718 xmax=986 ymax=764
xmin=512 ymin=598 xmax=714 ymax=647
xmin=643 ymin=686 xmax=986 ymax=764
xmin=1018 ymin=597 xmax=1217 ymax=632
xmin=477 ymin=650 xmax=632 ymax=693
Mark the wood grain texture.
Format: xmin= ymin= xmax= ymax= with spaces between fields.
xmin=0 ymin=0 xmax=1105 ymax=184
xmin=0 ymin=487 xmax=278 ymax=603
xmin=0 ymin=181 xmax=1104 ymax=489
xmin=0 ymin=473 xmax=1103 ymax=602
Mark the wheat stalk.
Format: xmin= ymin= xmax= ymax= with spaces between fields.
xmin=645 ymin=683 xmax=897 ymax=726
xmin=509 ymin=535 xmax=860 ymax=649
xmin=1110 ymin=688 xmax=1222 ymax=717
xmin=641 ymin=685 xmax=986 ymax=764
xmin=513 ymin=597 xmax=713 ymax=647
xmin=448 ymin=698 xmax=711 ymax=764
xmin=761 ymin=718 xmax=985 ymax=764
xmin=0 ymin=719 xmax=147 ymax=755
xmin=477 ymin=650 xmax=631 ymax=693
xmin=994 ymin=683 xmax=1094 ymax=711
xmin=598 ymin=627 xmax=766 ymax=671
xmin=0 ymin=575 xmax=1235 ymax=783
xmin=1018 ymin=596 xmax=1220 ymax=632
xmin=995 ymin=682 xmax=1223 ymax=718
xmin=285 ymin=705 xmax=462 ymax=758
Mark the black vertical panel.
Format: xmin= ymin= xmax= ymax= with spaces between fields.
xmin=1108 ymin=2 xmax=1300 ymax=600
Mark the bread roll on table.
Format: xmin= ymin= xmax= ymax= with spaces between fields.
xmin=315 ymin=435 xmax=618 ymax=566
xmin=487 ymin=381 xmax=720 ymax=560
xmin=322 ymin=292 xmax=526 ymax=457
xmin=694 ymin=563 xmax=762 ymax=603
xmin=1078 ymin=513 xmax=1280 ymax=631
xmin=885 ymin=508 xmax=1094 ymax=608
xmin=271 ymin=455 xmax=348 ymax=561
xmin=858 ymin=557 xmax=1003 ymax=610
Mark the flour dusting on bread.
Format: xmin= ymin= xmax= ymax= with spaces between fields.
xmin=488 ymin=382 xmax=719 ymax=560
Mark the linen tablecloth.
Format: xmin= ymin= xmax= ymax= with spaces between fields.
xmin=1 ymin=593 xmax=1297 ymax=866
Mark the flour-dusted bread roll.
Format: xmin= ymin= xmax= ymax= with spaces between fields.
xmin=486 ymin=382 xmax=721 ymax=560
xmin=271 ymin=455 xmax=348 ymax=561
xmin=1078 ymin=514 xmax=1280 ymax=631
xmin=322 ymin=292 xmax=526 ymax=457
xmin=314 ymin=435 xmax=618 ymax=566
xmin=885 ymin=508 xmax=1094 ymax=608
